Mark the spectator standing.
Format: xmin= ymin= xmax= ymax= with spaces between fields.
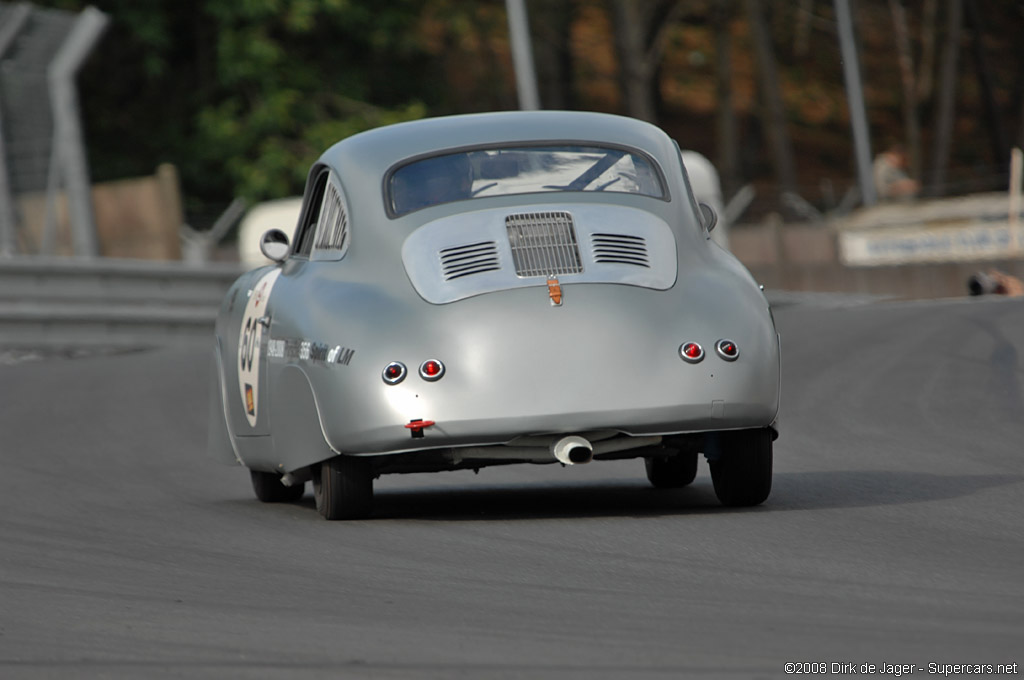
xmin=873 ymin=144 xmax=920 ymax=201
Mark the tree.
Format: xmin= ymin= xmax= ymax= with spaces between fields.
xmin=529 ymin=0 xmax=576 ymax=110
xmin=606 ymin=0 xmax=684 ymax=123
xmin=59 ymin=0 xmax=434 ymax=219
xmin=927 ymin=0 xmax=962 ymax=196
xmin=963 ymin=1 xmax=1009 ymax=170
xmin=189 ymin=0 xmax=431 ymax=202
xmin=888 ymin=0 xmax=922 ymax=181
xmin=712 ymin=0 xmax=739 ymax=197
xmin=744 ymin=0 xmax=796 ymax=195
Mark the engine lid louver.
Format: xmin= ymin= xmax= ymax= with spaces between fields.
xmin=591 ymin=233 xmax=650 ymax=267
xmin=505 ymin=211 xmax=584 ymax=277
xmin=440 ymin=241 xmax=501 ymax=280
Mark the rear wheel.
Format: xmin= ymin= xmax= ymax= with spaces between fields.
xmin=708 ymin=428 xmax=773 ymax=507
xmin=250 ymin=470 xmax=305 ymax=503
xmin=644 ymin=451 xmax=698 ymax=488
xmin=312 ymin=456 xmax=373 ymax=520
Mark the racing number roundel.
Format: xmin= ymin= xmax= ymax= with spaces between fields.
xmin=238 ymin=269 xmax=282 ymax=428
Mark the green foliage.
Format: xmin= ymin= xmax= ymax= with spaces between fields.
xmin=39 ymin=0 xmax=438 ymax=217
xmin=36 ymin=0 xmax=1024 ymax=223
xmin=192 ymin=0 xmax=430 ymax=200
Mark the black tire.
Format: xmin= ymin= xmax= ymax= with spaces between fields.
xmin=312 ymin=456 xmax=373 ymax=520
xmin=250 ymin=470 xmax=305 ymax=503
xmin=708 ymin=428 xmax=773 ymax=507
xmin=644 ymin=451 xmax=698 ymax=488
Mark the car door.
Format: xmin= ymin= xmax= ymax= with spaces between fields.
xmin=225 ymin=170 xmax=330 ymax=457
xmin=260 ymin=166 xmax=352 ymax=417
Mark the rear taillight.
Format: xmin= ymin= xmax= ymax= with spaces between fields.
xmin=716 ymin=339 xmax=739 ymax=361
xmin=679 ymin=342 xmax=704 ymax=363
xmin=382 ymin=362 xmax=407 ymax=384
xmin=419 ymin=359 xmax=445 ymax=381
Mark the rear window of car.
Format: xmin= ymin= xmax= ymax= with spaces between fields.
xmin=388 ymin=145 xmax=666 ymax=216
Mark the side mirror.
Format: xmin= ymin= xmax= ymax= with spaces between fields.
xmin=259 ymin=229 xmax=290 ymax=262
xmin=699 ymin=203 xmax=718 ymax=233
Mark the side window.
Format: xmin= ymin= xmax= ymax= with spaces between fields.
xmin=294 ymin=171 xmax=328 ymax=257
xmin=310 ymin=177 xmax=351 ymax=261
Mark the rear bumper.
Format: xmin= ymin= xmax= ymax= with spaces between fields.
xmin=316 ymin=370 xmax=779 ymax=456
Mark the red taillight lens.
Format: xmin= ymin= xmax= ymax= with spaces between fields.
xmin=679 ymin=342 xmax=704 ymax=363
xmin=382 ymin=362 xmax=407 ymax=384
xmin=419 ymin=359 xmax=445 ymax=381
xmin=716 ymin=339 xmax=739 ymax=361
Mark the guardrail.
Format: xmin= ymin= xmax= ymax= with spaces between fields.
xmin=0 ymin=257 xmax=244 ymax=348
xmin=0 ymin=254 xmax=945 ymax=353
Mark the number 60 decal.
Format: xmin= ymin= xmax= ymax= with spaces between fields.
xmin=237 ymin=269 xmax=281 ymax=428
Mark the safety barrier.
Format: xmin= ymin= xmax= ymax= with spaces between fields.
xmin=0 ymin=257 xmax=244 ymax=348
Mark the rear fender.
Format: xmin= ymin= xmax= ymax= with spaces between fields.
xmin=270 ymin=364 xmax=337 ymax=473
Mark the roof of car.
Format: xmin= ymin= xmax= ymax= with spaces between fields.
xmin=318 ymin=110 xmax=678 ymax=177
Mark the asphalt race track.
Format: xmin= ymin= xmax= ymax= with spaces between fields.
xmin=1 ymin=295 xmax=1022 ymax=679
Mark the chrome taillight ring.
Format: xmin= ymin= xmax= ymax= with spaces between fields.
xmin=679 ymin=342 xmax=704 ymax=363
xmin=715 ymin=339 xmax=739 ymax=361
xmin=382 ymin=362 xmax=407 ymax=384
xmin=419 ymin=359 xmax=446 ymax=381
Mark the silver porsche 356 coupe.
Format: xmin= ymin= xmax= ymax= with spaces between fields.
xmin=208 ymin=111 xmax=780 ymax=519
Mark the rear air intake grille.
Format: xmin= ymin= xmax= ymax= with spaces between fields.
xmin=440 ymin=241 xmax=501 ymax=280
xmin=505 ymin=211 xmax=583 ymax=277
xmin=591 ymin=233 xmax=650 ymax=267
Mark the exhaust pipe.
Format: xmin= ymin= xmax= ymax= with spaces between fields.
xmin=551 ymin=435 xmax=593 ymax=465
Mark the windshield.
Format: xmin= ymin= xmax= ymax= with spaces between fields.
xmin=388 ymin=145 xmax=665 ymax=216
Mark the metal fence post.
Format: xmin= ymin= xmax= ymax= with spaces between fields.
xmin=0 ymin=3 xmax=32 ymax=256
xmin=505 ymin=0 xmax=540 ymax=111
xmin=46 ymin=5 xmax=108 ymax=258
xmin=834 ymin=0 xmax=876 ymax=207
xmin=1010 ymin=148 xmax=1022 ymax=255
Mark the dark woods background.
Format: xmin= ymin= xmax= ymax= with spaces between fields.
xmin=35 ymin=0 xmax=1024 ymax=227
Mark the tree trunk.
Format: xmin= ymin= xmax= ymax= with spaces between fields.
xmin=607 ymin=0 xmax=684 ymax=124
xmin=793 ymin=0 xmax=813 ymax=57
xmin=609 ymin=0 xmax=657 ymax=122
xmin=744 ymin=0 xmax=797 ymax=195
xmin=713 ymin=0 xmax=740 ymax=196
xmin=888 ymin=0 xmax=922 ymax=180
xmin=927 ymin=0 xmax=962 ymax=196
xmin=916 ymin=0 xmax=938 ymax=102
xmin=963 ymin=1 xmax=1009 ymax=170
xmin=530 ymin=0 xmax=575 ymax=110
